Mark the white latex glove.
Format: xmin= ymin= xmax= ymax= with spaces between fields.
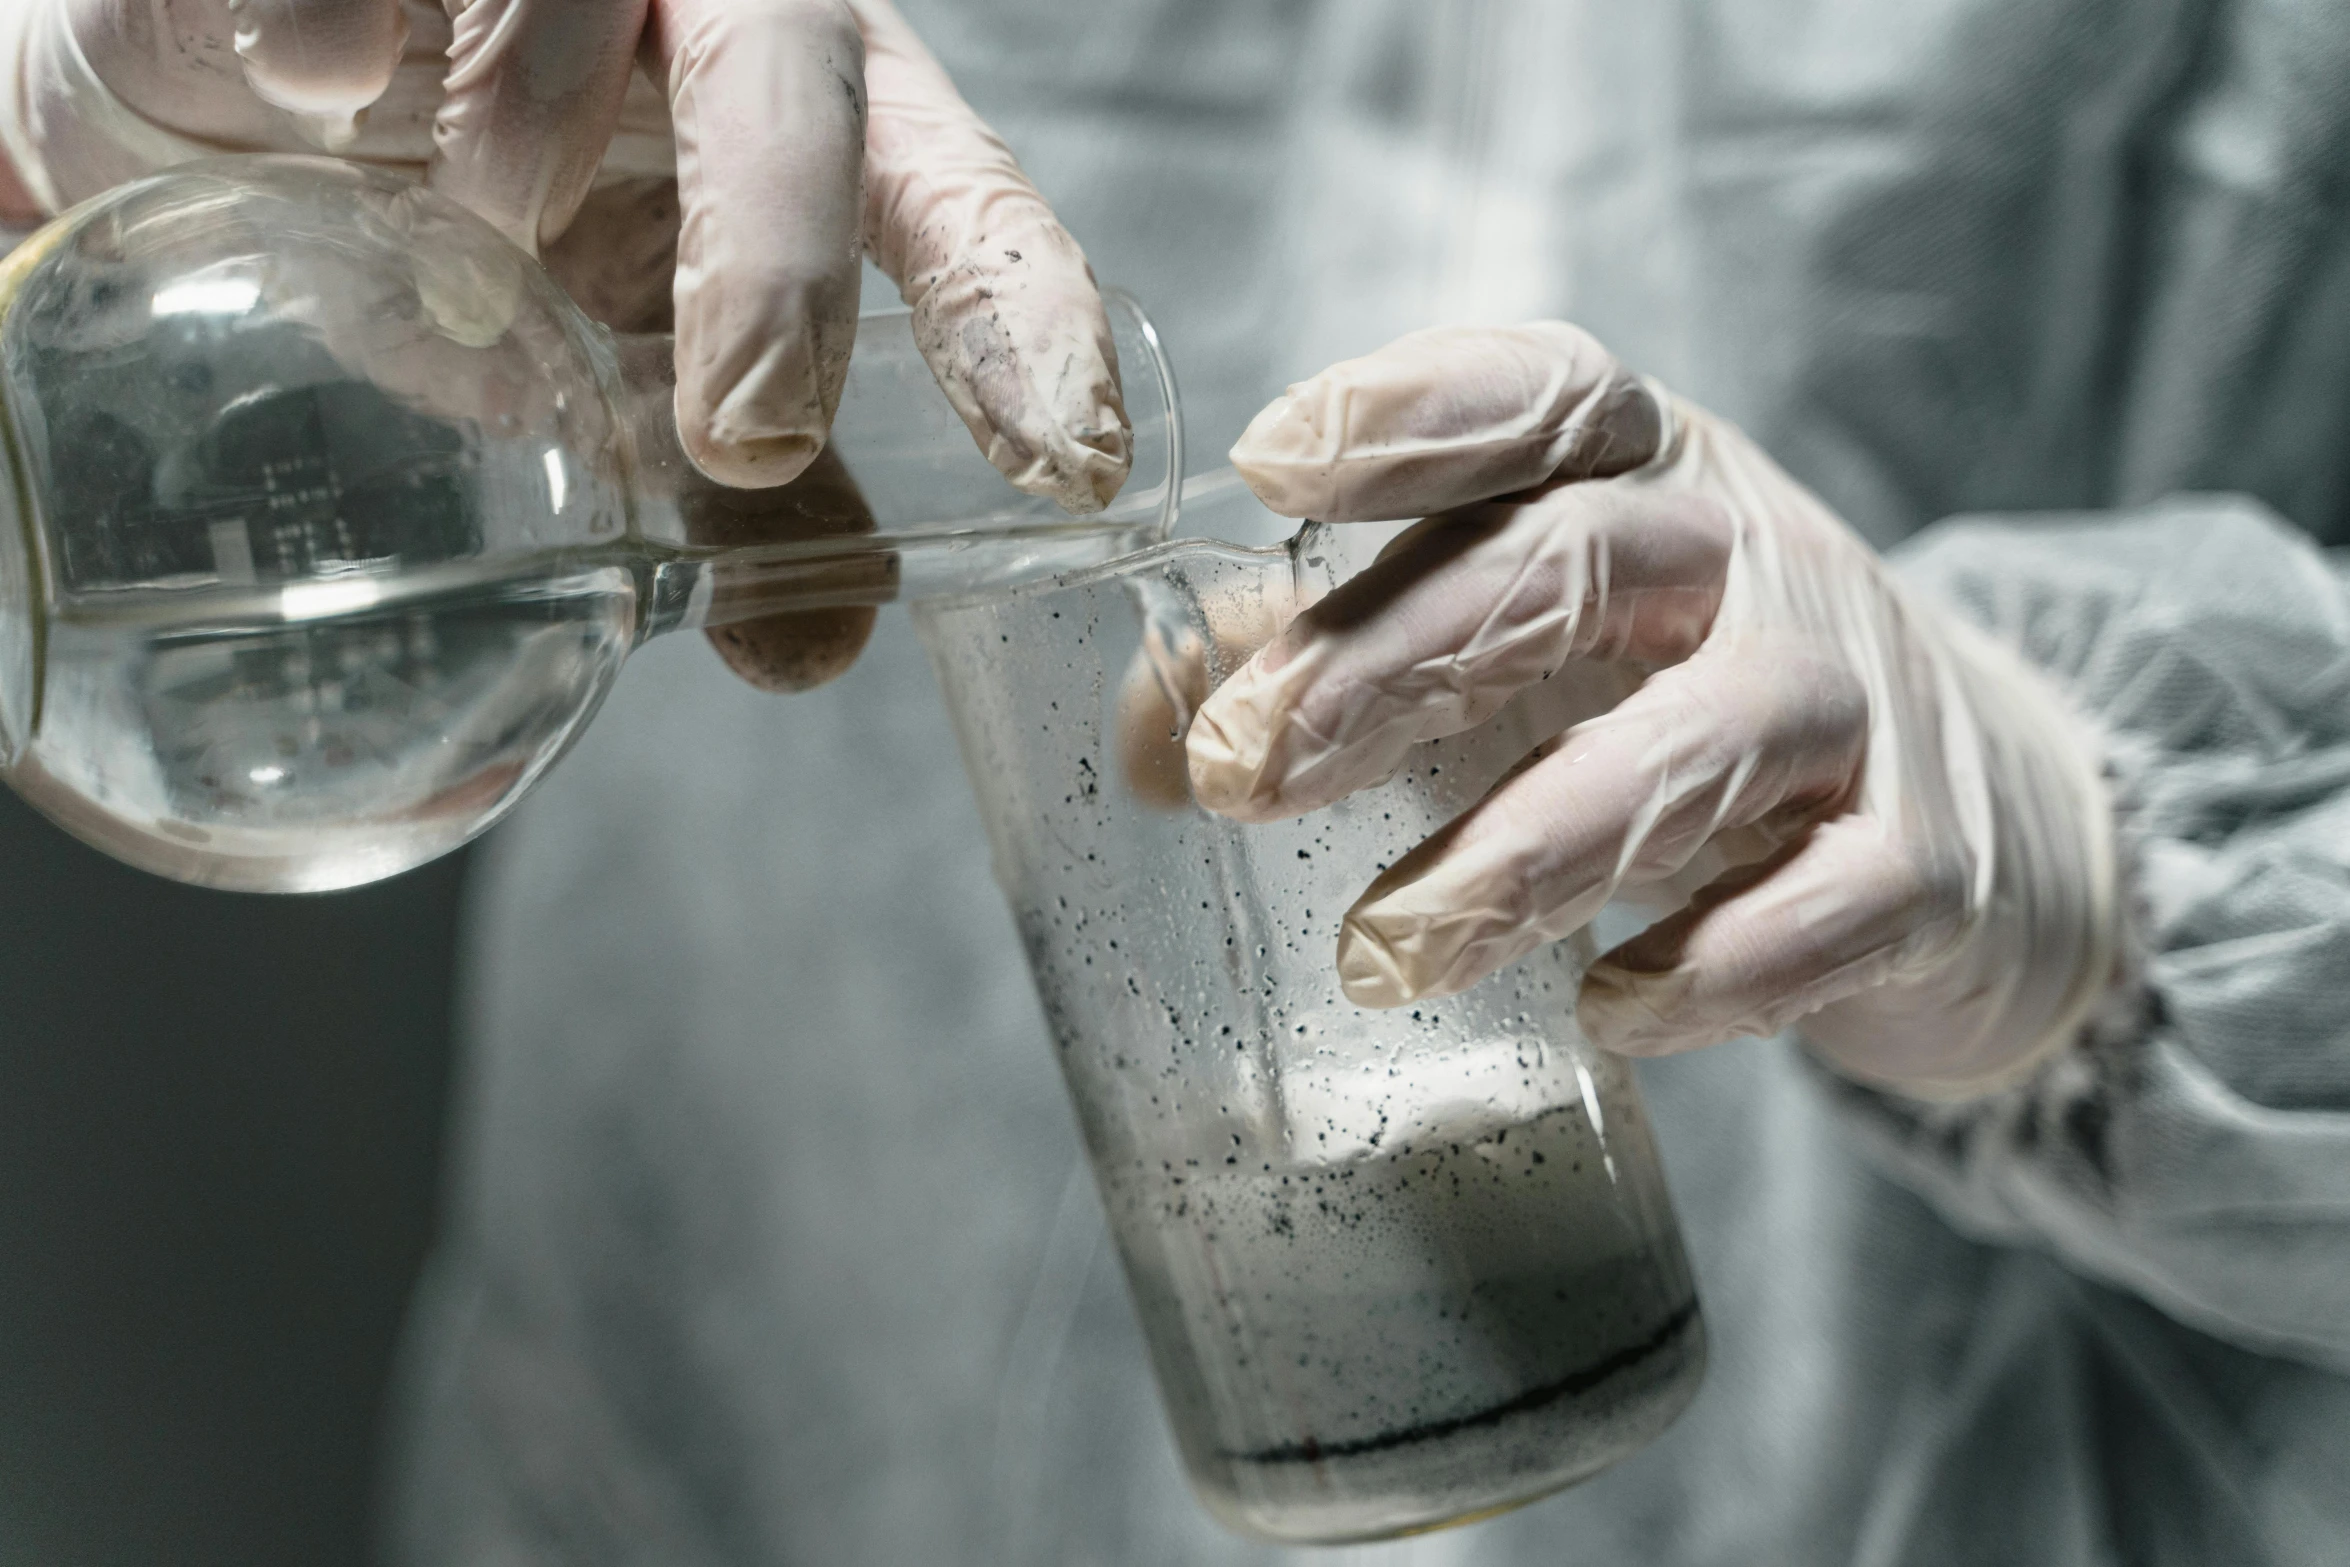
xmin=0 ymin=0 xmax=1129 ymax=507
xmin=1188 ymin=324 xmax=2121 ymax=1096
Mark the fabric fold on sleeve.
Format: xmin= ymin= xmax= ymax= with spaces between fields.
xmin=1813 ymin=494 xmax=2350 ymax=1374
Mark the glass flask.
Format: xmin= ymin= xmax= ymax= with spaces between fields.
xmin=0 ymin=156 xmax=1176 ymax=890
xmin=915 ymin=479 xmax=1707 ymax=1544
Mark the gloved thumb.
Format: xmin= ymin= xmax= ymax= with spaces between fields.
xmin=1230 ymin=322 xmax=1664 ymax=523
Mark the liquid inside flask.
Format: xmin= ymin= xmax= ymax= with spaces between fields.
xmin=0 ymin=156 xmax=1177 ymax=890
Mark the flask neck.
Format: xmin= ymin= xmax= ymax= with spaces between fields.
xmin=598 ymin=317 xmax=1167 ymax=642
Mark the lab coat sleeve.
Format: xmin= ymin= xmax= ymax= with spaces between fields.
xmin=1809 ymin=494 xmax=2350 ymax=1374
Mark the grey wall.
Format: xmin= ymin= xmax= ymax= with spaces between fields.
xmin=0 ymin=791 xmax=465 ymax=1567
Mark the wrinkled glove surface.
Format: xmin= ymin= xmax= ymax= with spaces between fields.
xmin=1191 ymin=323 xmax=2120 ymax=1096
xmin=0 ymin=0 xmax=1129 ymax=577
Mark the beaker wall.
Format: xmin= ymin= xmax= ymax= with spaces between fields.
xmin=915 ymin=510 xmax=1705 ymax=1543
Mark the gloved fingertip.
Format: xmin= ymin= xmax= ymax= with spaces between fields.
xmin=987 ymin=416 xmax=1133 ymax=516
xmin=231 ymin=0 xmax=409 ymax=125
xmin=1060 ymin=425 xmax=1136 ymax=513
xmin=705 ymin=606 xmax=875 ymax=693
xmin=1337 ymin=875 xmax=1495 ymax=1009
xmin=1185 ymin=678 xmax=1287 ymax=821
xmin=681 ymin=427 xmax=825 ymax=492
xmin=1228 ymin=393 xmax=1328 ymax=518
xmin=1185 ymin=725 xmax=1269 ymax=820
xmin=1041 ymin=460 xmax=1123 ymax=517
xmin=671 ymin=266 xmax=857 ymax=490
xmin=1336 ymin=916 xmax=1420 ymax=1009
xmin=913 ymin=266 xmax=1134 ymax=515
xmin=1047 ymin=375 xmax=1136 ymax=515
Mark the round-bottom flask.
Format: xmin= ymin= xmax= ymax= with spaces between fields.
xmin=0 ymin=157 xmax=1177 ymax=889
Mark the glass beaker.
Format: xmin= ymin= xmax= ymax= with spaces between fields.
xmin=0 ymin=156 xmax=1175 ymax=890
xmin=914 ymin=480 xmax=1706 ymax=1544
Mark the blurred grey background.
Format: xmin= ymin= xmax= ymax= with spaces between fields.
xmin=0 ymin=788 xmax=466 ymax=1567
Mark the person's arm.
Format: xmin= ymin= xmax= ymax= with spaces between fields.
xmin=1814 ymin=498 xmax=2350 ymax=1373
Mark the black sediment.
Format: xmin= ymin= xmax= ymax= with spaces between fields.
xmin=1224 ymin=1297 xmax=1701 ymax=1466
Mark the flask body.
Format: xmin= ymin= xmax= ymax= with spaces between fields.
xmin=0 ymin=157 xmax=640 ymax=889
xmin=0 ymin=158 xmax=1176 ymax=889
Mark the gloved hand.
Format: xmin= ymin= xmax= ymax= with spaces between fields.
xmin=1187 ymin=323 xmax=2122 ymax=1096
xmin=0 ymin=0 xmax=1129 ymax=687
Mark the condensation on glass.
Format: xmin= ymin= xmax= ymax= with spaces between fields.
xmin=916 ymin=495 xmax=1706 ymax=1543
